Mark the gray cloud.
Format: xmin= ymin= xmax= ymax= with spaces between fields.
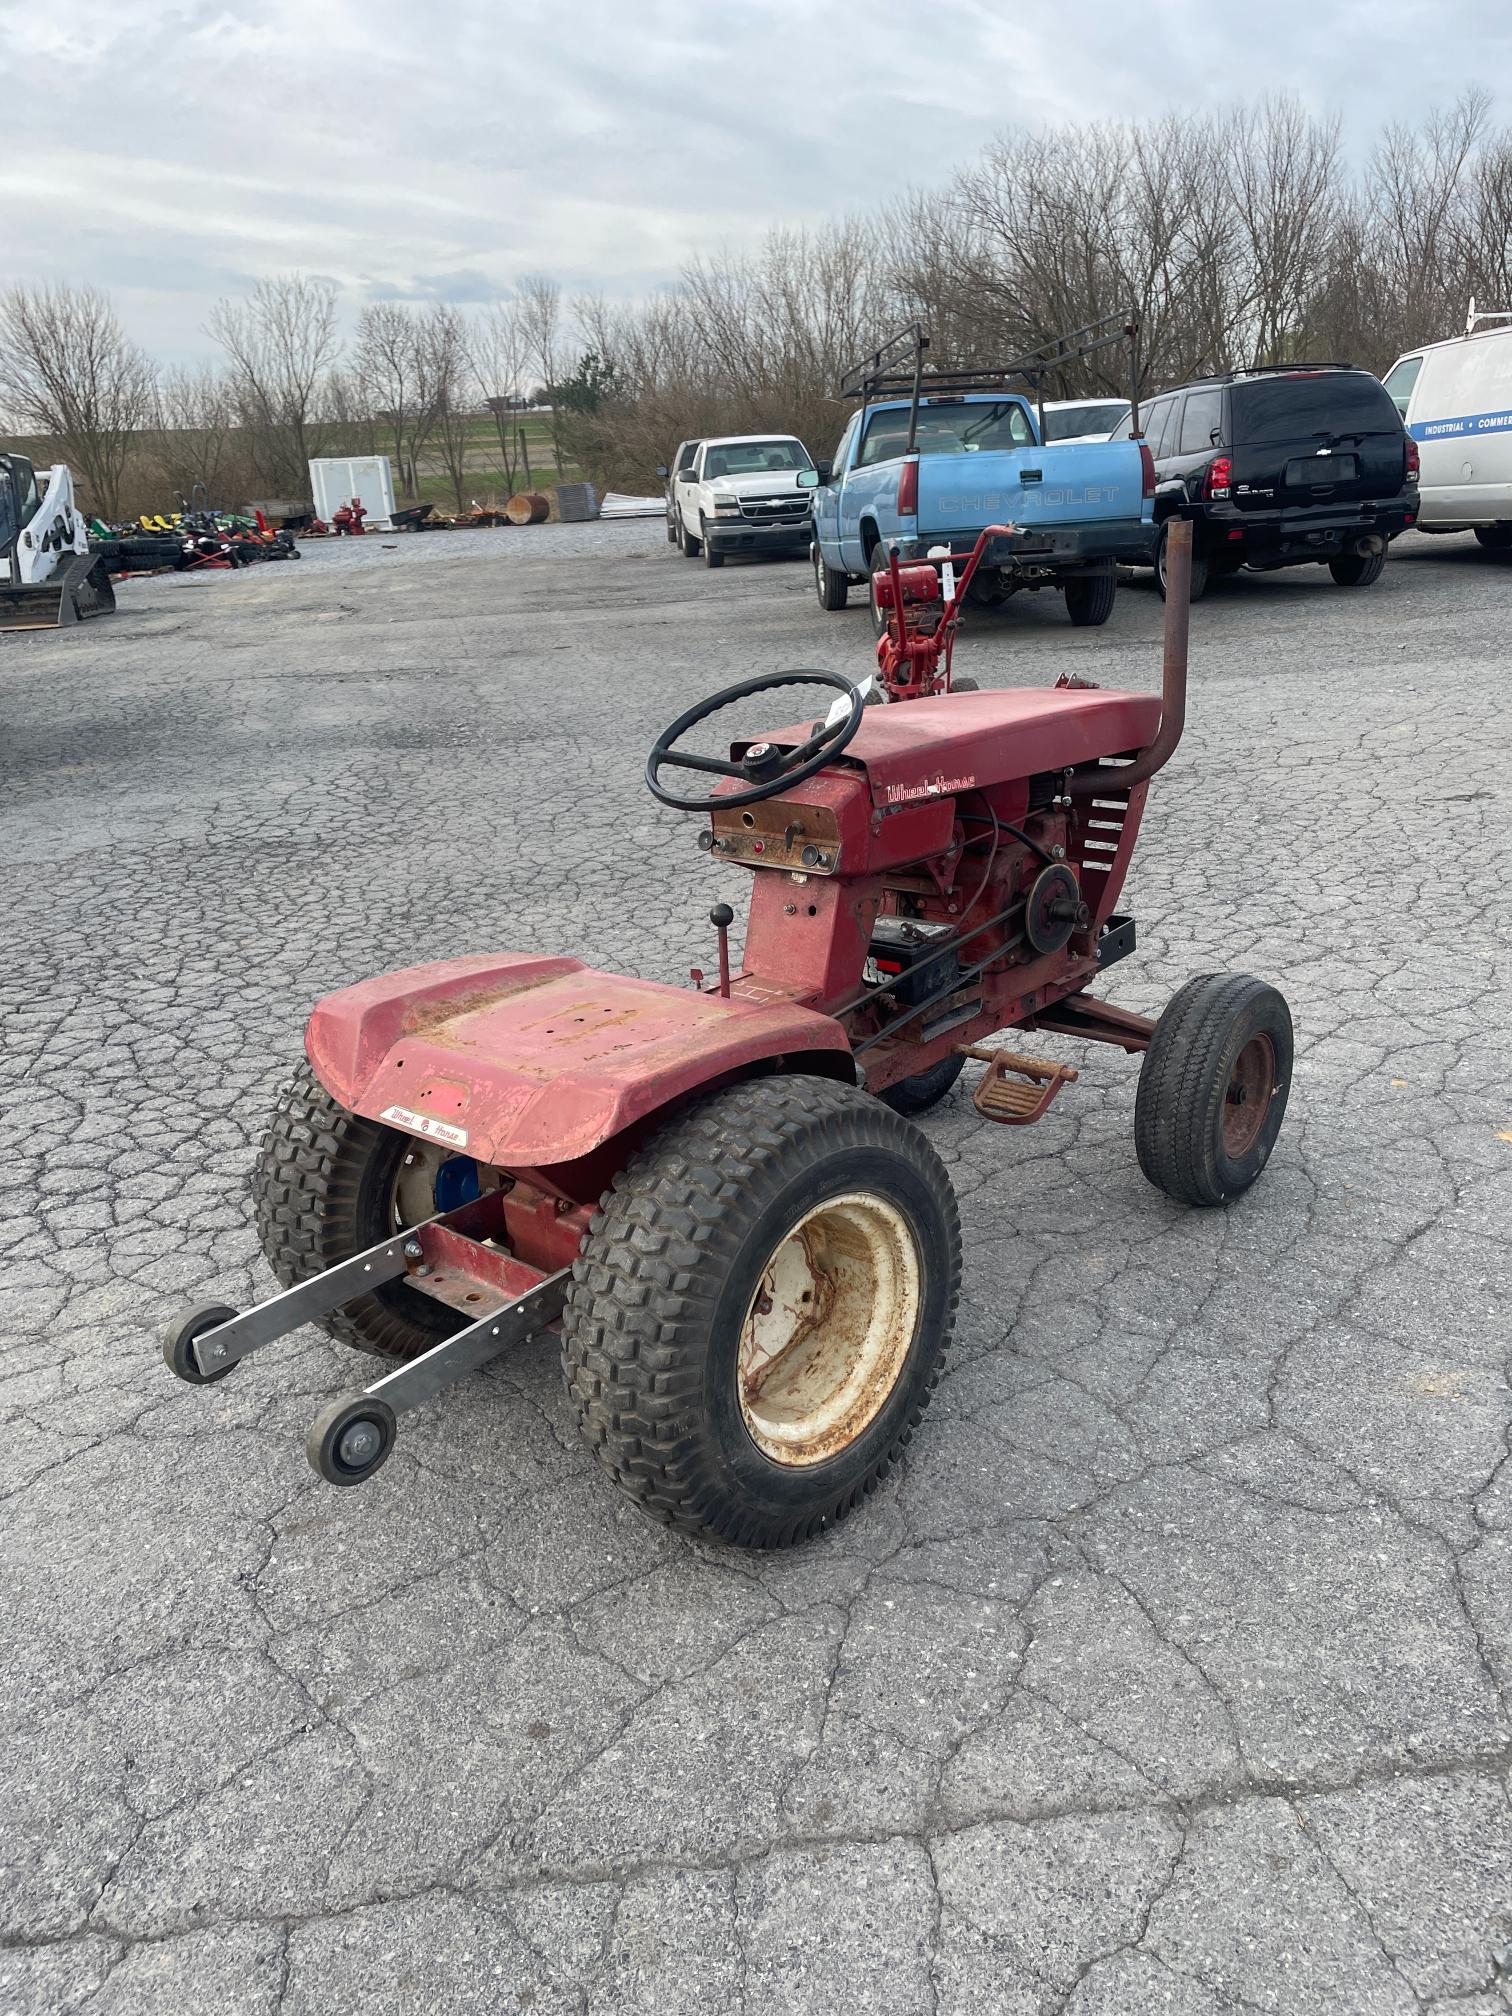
xmin=3 ymin=0 xmax=1503 ymax=362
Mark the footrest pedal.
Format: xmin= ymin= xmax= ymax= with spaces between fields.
xmin=957 ymin=1046 xmax=1079 ymax=1127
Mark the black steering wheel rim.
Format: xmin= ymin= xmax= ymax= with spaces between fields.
xmin=645 ymin=669 xmax=866 ymax=812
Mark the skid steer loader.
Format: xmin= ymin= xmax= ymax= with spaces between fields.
xmin=0 ymin=455 xmax=115 ymax=631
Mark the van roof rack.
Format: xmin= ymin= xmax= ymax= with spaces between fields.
xmin=838 ymin=313 xmax=1143 ymax=450
xmin=1467 ymin=298 xmax=1512 ymax=336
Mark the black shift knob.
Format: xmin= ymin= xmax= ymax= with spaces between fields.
xmin=709 ymin=904 xmax=735 ymax=929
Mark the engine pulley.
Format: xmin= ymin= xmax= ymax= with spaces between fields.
xmin=1024 ymin=863 xmax=1091 ymax=955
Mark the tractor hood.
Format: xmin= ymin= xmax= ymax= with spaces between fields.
xmin=305 ymin=954 xmax=851 ymax=1167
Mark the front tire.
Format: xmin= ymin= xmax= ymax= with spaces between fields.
xmin=1063 ymin=569 xmax=1117 ymax=626
xmin=1329 ymin=547 xmax=1386 ymax=587
xmin=561 ymin=1077 xmax=961 ymax=1547
xmin=877 ymin=1051 xmax=966 ymax=1116
xmin=252 ymin=1060 xmax=467 ymax=1360
xmin=680 ymin=516 xmax=701 ymax=558
xmin=1135 ymin=975 xmax=1293 ymax=1206
xmin=701 ymin=518 xmax=725 ymax=567
xmin=813 ymin=543 xmax=849 ymax=610
xmin=1156 ymin=524 xmax=1209 ymax=602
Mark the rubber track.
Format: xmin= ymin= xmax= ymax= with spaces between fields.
xmin=1134 ymin=972 xmax=1275 ymax=1206
xmin=561 ymin=1076 xmax=961 ymax=1548
xmin=252 ymin=1059 xmax=460 ymax=1360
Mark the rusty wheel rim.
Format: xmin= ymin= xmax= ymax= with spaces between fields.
xmin=738 ymin=1193 xmax=921 ymax=1468
xmin=1222 ymin=1033 xmax=1276 ymax=1158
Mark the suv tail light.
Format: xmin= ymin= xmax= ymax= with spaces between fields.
xmin=1205 ymin=454 xmax=1233 ymax=501
xmin=1138 ymin=442 xmax=1156 ymax=499
xmin=896 ymin=456 xmax=919 ymax=517
xmin=1405 ymin=435 xmax=1420 ymax=480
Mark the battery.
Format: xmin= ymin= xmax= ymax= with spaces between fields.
xmin=864 ymin=918 xmax=960 ymax=1007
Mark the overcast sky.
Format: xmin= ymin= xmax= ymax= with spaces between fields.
xmin=5 ymin=0 xmax=1503 ymax=364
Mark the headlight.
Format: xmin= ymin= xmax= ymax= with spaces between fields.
xmin=713 ymin=499 xmax=742 ymax=515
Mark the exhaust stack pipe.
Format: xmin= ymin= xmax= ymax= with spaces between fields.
xmin=1072 ymin=518 xmax=1191 ymax=796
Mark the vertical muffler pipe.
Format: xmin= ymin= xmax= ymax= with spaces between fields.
xmin=1071 ymin=518 xmax=1191 ymax=795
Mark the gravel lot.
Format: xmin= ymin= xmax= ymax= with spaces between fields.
xmin=4 ymin=520 xmax=1511 ymax=2014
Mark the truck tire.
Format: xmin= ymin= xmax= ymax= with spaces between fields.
xmin=1155 ymin=525 xmax=1209 ymax=602
xmin=813 ymin=543 xmax=849 ymax=610
xmin=561 ymin=1076 xmax=960 ymax=1548
xmin=252 ymin=1059 xmax=467 ymax=1361
xmin=1329 ymin=547 xmax=1386 ymax=587
xmin=867 ymin=538 xmax=893 ymax=635
xmin=1063 ymin=570 xmax=1117 ymax=626
xmin=1473 ymin=524 xmax=1512 ymax=551
xmin=701 ymin=517 xmax=725 ymax=567
xmin=681 ymin=517 xmax=701 ymax=558
xmin=665 ymin=512 xmax=678 ymax=546
xmin=1135 ymin=975 xmax=1292 ymax=1207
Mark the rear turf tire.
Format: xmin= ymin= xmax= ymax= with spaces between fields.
xmin=813 ymin=543 xmax=849 ymax=610
xmin=252 ymin=1059 xmax=465 ymax=1361
xmin=561 ymin=1076 xmax=961 ymax=1547
xmin=1064 ymin=569 xmax=1117 ymax=626
xmin=1135 ymin=975 xmax=1293 ymax=1206
xmin=1329 ymin=547 xmax=1387 ymax=587
xmin=878 ymin=1051 xmax=966 ymax=1116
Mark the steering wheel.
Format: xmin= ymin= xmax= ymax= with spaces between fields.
xmin=645 ymin=670 xmax=866 ymax=812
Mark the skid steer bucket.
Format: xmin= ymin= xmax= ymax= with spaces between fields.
xmin=0 ymin=551 xmax=116 ymax=632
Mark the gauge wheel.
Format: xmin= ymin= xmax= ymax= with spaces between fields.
xmin=562 ymin=1076 xmax=960 ymax=1547
xmin=252 ymin=1059 xmax=476 ymax=1360
xmin=1135 ymin=974 xmax=1293 ymax=1206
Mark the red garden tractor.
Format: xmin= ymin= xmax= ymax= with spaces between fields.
xmin=165 ymin=524 xmax=1292 ymax=1548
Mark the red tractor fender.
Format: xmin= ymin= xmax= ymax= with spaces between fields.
xmin=305 ymin=954 xmax=853 ymax=1167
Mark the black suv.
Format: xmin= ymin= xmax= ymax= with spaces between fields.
xmin=1112 ymin=366 xmax=1419 ymax=598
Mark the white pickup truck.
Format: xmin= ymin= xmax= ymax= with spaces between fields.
xmin=660 ymin=433 xmax=815 ymax=568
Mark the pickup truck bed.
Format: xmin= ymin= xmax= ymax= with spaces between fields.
xmin=810 ymin=391 xmax=1155 ymax=627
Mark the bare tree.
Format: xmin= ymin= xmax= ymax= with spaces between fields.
xmin=425 ymin=308 xmax=474 ymax=511
xmin=1226 ymin=98 xmax=1342 ymax=365
xmin=467 ymin=299 xmax=533 ymax=493
xmin=208 ymin=274 xmax=341 ymax=494
xmin=517 ymin=275 xmax=568 ymax=474
xmin=354 ymin=302 xmax=421 ymax=488
xmin=152 ymin=366 xmax=242 ymax=507
xmin=0 ymin=284 xmax=156 ymax=518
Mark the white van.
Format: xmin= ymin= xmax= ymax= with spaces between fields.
xmin=1383 ymin=307 xmax=1512 ymax=547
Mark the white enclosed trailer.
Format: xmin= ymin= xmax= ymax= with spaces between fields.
xmin=308 ymin=456 xmax=397 ymax=531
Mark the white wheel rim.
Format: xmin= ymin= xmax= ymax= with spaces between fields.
xmin=737 ymin=1192 xmax=922 ymax=1467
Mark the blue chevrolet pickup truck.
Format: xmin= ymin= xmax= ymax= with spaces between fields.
xmin=804 ymin=327 xmax=1156 ymax=628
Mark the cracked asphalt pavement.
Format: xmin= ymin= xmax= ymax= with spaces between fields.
xmin=4 ymin=521 xmax=1511 ymax=2014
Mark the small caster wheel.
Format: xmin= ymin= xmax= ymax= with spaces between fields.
xmin=163 ymin=1301 xmax=239 ymax=1384
xmin=307 ymin=1396 xmax=398 ymax=1487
